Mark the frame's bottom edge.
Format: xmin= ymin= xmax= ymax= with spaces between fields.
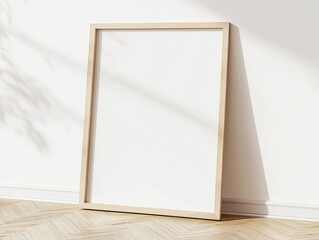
xmin=79 ymin=202 xmax=221 ymax=221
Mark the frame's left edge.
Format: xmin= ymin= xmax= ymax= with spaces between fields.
xmin=79 ymin=25 xmax=98 ymax=206
xmin=213 ymin=22 xmax=231 ymax=220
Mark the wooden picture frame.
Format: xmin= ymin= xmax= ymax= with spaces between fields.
xmin=80 ymin=22 xmax=230 ymax=220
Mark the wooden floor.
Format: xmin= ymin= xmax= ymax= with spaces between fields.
xmin=1 ymin=199 xmax=319 ymax=240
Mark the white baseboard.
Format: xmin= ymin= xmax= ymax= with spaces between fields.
xmin=1 ymin=185 xmax=318 ymax=221
xmin=222 ymin=198 xmax=319 ymax=221
xmin=0 ymin=184 xmax=78 ymax=203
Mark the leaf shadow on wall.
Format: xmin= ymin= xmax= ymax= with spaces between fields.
xmin=0 ymin=71 xmax=52 ymax=152
xmin=221 ymin=26 xmax=269 ymax=214
xmin=0 ymin=0 xmax=82 ymax=153
xmin=0 ymin=1 xmax=49 ymax=152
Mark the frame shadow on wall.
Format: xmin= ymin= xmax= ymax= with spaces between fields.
xmin=221 ymin=25 xmax=269 ymax=215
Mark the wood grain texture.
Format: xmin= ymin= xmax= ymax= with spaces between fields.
xmin=1 ymin=199 xmax=319 ymax=240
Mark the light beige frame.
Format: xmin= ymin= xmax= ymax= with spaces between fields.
xmin=79 ymin=22 xmax=230 ymax=220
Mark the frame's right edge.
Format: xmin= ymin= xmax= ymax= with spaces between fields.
xmin=214 ymin=22 xmax=231 ymax=220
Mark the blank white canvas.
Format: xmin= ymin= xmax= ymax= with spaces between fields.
xmin=88 ymin=29 xmax=223 ymax=213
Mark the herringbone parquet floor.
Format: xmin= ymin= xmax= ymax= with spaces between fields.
xmin=0 ymin=199 xmax=318 ymax=240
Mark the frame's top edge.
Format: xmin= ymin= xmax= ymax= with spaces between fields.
xmin=90 ymin=22 xmax=230 ymax=30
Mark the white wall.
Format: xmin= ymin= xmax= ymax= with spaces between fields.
xmin=1 ymin=0 xmax=319 ymax=220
